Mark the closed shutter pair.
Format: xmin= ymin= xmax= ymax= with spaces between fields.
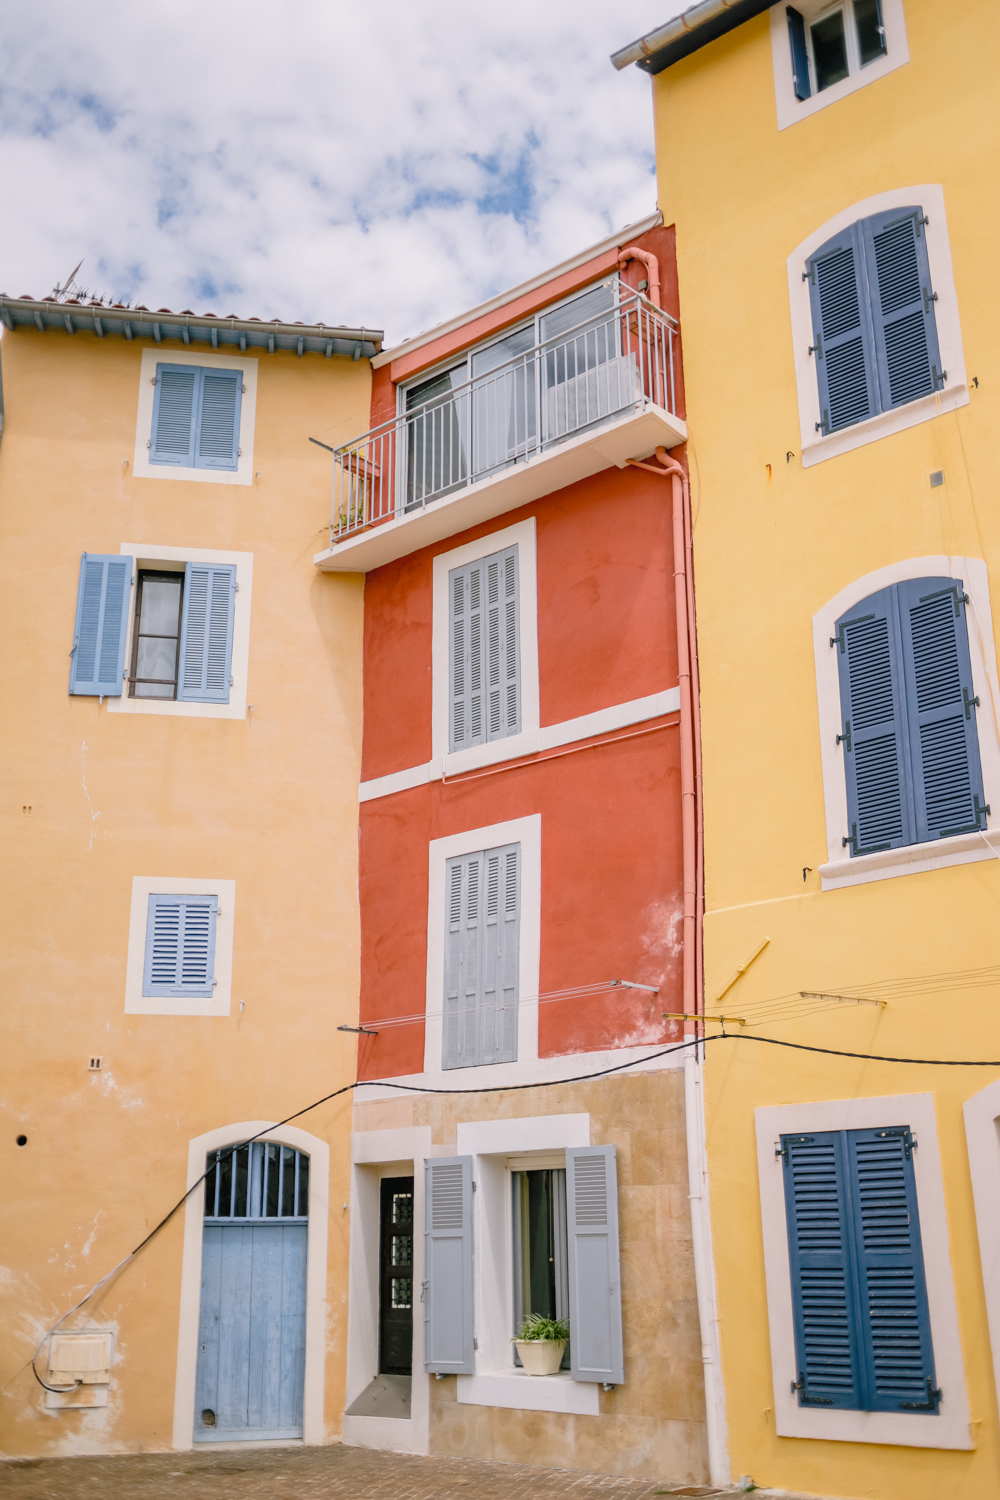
xmin=423 ymin=1147 xmax=624 ymax=1385
xmin=835 ymin=577 xmax=987 ymax=856
xmin=150 ymin=364 xmax=242 ymax=471
xmin=143 ymin=894 xmax=218 ymax=998
xmin=807 ymin=207 xmax=943 ymax=435
xmin=449 ymin=545 xmax=520 ymax=753
xmin=443 ymin=844 xmax=519 ymax=1069
xmin=68 ymin=555 xmax=237 ymax=703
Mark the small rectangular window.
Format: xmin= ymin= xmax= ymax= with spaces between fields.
xmin=150 ymin=364 xmax=242 ymax=472
xmin=129 ymin=570 xmax=184 ymax=699
xmin=142 ymin=893 xmax=218 ymax=998
xmin=811 ymin=9 xmax=849 ymax=91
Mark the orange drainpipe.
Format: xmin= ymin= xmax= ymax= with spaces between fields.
xmin=618 ymin=246 xmax=661 ymax=309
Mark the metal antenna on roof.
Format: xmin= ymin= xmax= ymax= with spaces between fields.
xmin=50 ymin=260 xmax=84 ymax=302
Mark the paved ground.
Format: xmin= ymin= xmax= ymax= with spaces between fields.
xmin=0 ymin=1446 xmax=742 ymax=1500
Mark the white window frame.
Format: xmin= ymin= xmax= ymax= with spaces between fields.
xmin=755 ymin=1093 xmax=971 ymax=1449
xmin=813 ymin=555 xmax=1000 ymax=890
xmin=788 ymin=185 xmax=968 ymax=467
xmin=963 ymin=1078 xmax=1000 ymax=1431
xmin=432 ymin=519 xmax=539 ymax=775
xmin=124 ymin=875 xmax=235 ymax=1017
xmin=108 ymin=542 xmax=252 ymax=722
xmin=770 ymin=0 xmax=909 ymax=131
xmin=132 ymin=347 xmax=258 ymax=486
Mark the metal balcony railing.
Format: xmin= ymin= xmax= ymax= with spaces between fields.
xmin=327 ymin=288 xmax=681 ymax=545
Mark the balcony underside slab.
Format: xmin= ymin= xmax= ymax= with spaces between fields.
xmin=313 ymin=404 xmax=687 ymax=573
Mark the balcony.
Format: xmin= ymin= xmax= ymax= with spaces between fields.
xmin=314 ymin=289 xmax=686 ymax=572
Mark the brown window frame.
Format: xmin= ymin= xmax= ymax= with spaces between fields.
xmin=128 ymin=568 xmax=184 ymax=699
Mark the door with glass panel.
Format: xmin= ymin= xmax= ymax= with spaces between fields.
xmin=512 ymin=1167 xmax=570 ymax=1369
xmin=379 ymin=1177 xmax=415 ymax=1375
xmin=194 ymin=1142 xmax=309 ymax=1442
xmin=539 ymin=281 xmax=630 ymax=445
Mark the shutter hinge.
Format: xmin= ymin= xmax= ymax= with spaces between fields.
xmin=777 ymin=1134 xmax=814 ymax=1167
xmin=235 ymin=581 xmax=240 ymax=591
xmin=940 ymin=794 xmax=991 ymax=838
xmin=241 ymin=384 xmax=246 ymax=393
xmin=238 ymin=447 xmax=242 ymax=456
xmin=815 ymin=410 xmax=830 ymax=435
xmin=792 ymin=1371 xmax=833 ymax=1405
xmin=808 ymin=333 xmax=823 ymax=359
xmin=802 ymin=264 xmax=815 ymax=284
xmin=472 ymin=1181 xmax=477 ymax=1192
xmin=146 ymin=439 xmax=151 ymax=448
xmin=932 ymin=363 xmax=948 ymax=390
xmin=964 ymin=687 xmax=980 ymax=720
xmin=873 ymin=1126 xmax=916 ymax=1159
xmin=830 ymin=615 xmax=874 ymax=652
xmin=919 ymin=584 xmax=967 ymax=615
xmin=473 ymin=1338 xmax=478 ymax=1350
xmin=229 ymin=675 xmax=234 ymax=687
xmin=836 ymin=720 xmax=852 ymax=751
xmin=923 ymin=288 xmax=939 ymax=314
xmin=843 ymin=822 xmax=891 ymax=856
xmin=900 ymin=1377 xmax=942 ymax=1411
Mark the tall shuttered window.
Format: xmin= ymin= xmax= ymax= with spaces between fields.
xmin=142 ymin=893 xmax=219 ymax=999
xmin=150 ymin=364 xmax=243 ymax=471
xmin=807 ymin=207 xmax=944 ymax=436
xmin=780 ymin=1127 xmax=940 ymax=1414
xmin=449 ymin=545 xmax=521 ymax=753
xmin=443 ymin=843 xmax=519 ymax=1069
xmin=834 ymin=577 xmax=988 ymax=856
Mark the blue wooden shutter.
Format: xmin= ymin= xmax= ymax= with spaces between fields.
xmin=566 ymin=1145 xmax=624 ymax=1385
xmin=807 ymin=226 xmax=878 ymax=434
xmin=780 ymin=1131 xmax=864 ymax=1409
xmin=845 ymin=1128 xmax=939 ymax=1413
xmin=423 ymin=1157 xmax=475 ymax=1375
xmin=895 ymin=577 xmax=988 ymax=839
xmin=787 ymin=6 xmax=812 ymax=99
xmin=861 ymin=208 xmax=943 ymax=412
xmin=834 ymin=587 xmax=914 ymax=856
xmin=150 ymin=365 xmax=198 ymax=466
xmin=142 ymin=893 xmax=218 ymax=998
xmin=178 ymin=563 xmax=237 ymax=703
xmin=69 ymin=553 xmax=133 ymax=697
xmin=195 ymin=370 xmax=242 ymax=471
xmin=481 ymin=844 xmax=520 ymax=1065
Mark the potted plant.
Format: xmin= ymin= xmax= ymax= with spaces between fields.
xmin=512 ymin=1313 xmax=569 ymax=1376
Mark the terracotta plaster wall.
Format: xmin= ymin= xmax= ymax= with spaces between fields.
xmin=352 ymin=1068 xmax=707 ymax=1484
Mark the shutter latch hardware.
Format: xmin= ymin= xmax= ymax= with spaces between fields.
xmin=836 ymin=720 xmax=852 ymax=751
xmin=791 ymin=1371 xmax=833 ymax=1406
xmin=919 ymin=584 xmax=967 ymax=616
xmin=923 ymin=288 xmax=939 ymax=314
xmin=932 ymin=363 xmax=948 ymax=390
xmin=873 ymin=1126 xmax=916 ymax=1159
xmin=830 ymin=614 xmax=874 ymax=652
xmin=964 ymin=688 xmax=980 ymax=721
xmin=808 ymin=333 xmax=823 ymax=359
xmin=900 ymin=1377 xmax=943 ymax=1412
xmin=776 ymin=1134 xmax=814 ymax=1165
xmin=940 ymin=794 xmax=991 ymax=838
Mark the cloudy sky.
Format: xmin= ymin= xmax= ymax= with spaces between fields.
xmin=1 ymin=1 xmax=686 ymax=347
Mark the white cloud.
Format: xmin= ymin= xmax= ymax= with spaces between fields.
xmin=1 ymin=0 xmax=685 ymax=344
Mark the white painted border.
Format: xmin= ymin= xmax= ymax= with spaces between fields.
xmin=424 ymin=815 xmax=541 ymax=1076
xmin=755 ymin=1093 xmax=971 ymax=1449
xmin=963 ymin=1077 xmax=1000 ymax=1429
xmin=812 ymin=555 xmax=1000 ymax=888
xmin=172 ymin=1120 xmax=330 ymax=1451
xmin=359 ymin=687 xmax=680 ymax=802
xmin=108 ymin=542 xmax=253 ymax=721
xmin=124 ymin=875 xmax=236 ymax=1017
xmin=132 ymin=347 xmax=258 ymax=486
xmin=770 ymin=0 xmax=909 ymax=131
xmin=787 ymin=185 xmax=968 ymax=466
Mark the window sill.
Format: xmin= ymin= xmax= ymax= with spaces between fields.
xmin=457 ymin=1368 xmax=598 ymax=1415
xmin=801 ymin=385 xmax=969 ymax=469
xmin=820 ymin=827 xmax=1000 ymax=891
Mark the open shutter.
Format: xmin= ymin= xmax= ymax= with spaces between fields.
xmin=69 ymin=553 xmax=132 ymax=697
xmin=178 ymin=563 xmax=237 ymax=703
xmin=807 ymin=226 xmax=878 ymax=434
xmin=142 ymin=893 xmax=218 ymax=998
xmin=846 ymin=1128 xmax=939 ymax=1413
xmin=195 ymin=370 xmax=242 ymax=471
xmin=423 ymin=1156 xmax=474 ymax=1374
xmin=834 ymin=587 xmax=913 ymax=856
xmin=896 ymin=577 xmax=987 ymax=839
xmin=861 ymin=208 xmax=943 ymax=412
xmin=787 ymin=6 xmax=812 ymax=99
xmin=150 ymin=365 xmax=198 ymax=466
xmin=781 ymin=1132 xmax=864 ymax=1409
xmin=566 ymin=1145 xmax=624 ymax=1385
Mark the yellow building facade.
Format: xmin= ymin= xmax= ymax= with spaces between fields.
xmin=0 ymin=301 xmax=377 ymax=1456
xmin=615 ymin=1 xmax=1000 ymax=1495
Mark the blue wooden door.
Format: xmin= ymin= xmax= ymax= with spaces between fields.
xmin=194 ymin=1143 xmax=308 ymax=1442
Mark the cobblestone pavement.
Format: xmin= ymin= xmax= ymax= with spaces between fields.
xmin=0 ymin=1446 xmax=746 ymax=1500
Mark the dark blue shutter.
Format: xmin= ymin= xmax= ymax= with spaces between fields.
xmin=834 ymin=587 xmax=913 ymax=856
xmin=178 ymin=563 xmax=237 ymax=703
xmin=150 ymin=365 xmax=198 ymax=466
xmin=142 ymin=893 xmax=218 ymax=998
xmin=781 ymin=1132 xmax=864 ymax=1410
xmin=861 ymin=208 xmax=943 ymax=411
xmin=845 ymin=1128 xmax=939 ymax=1413
xmin=69 ymin=554 xmax=133 ymax=697
xmin=895 ymin=577 xmax=988 ymax=839
xmin=807 ymin=226 xmax=879 ymax=434
xmin=195 ymin=371 xmax=242 ymax=471
xmin=786 ymin=6 xmax=812 ymax=99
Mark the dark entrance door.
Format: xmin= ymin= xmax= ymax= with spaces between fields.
xmin=379 ymin=1176 xmax=414 ymax=1375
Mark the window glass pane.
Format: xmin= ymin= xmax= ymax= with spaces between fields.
xmin=134 ymin=637 xmax=177 ymax=695
xmin=404 ymin=365 xmax=468 ymax=507
xmin=138 ymin=577 xmax=182 ymax=635
xmin=854 ymin=0 xmax=886 ymax=64
xmin=812 ymin=11 xmax=849 ymax=90
xmin=471 ymin=325 xmax=535 ymax=380
xmin=539 ymin=283 xmax=615 ymax=346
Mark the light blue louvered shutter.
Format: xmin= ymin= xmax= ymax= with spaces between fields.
xmin=481 ymin=844 xmax=519 ymax=1064
xmin=807 ymin=226 xmax=879 ymax=435
xmin=861 ymin=208 xmax=944 ymax=413
xmin=69 ymin=553 xmax=133 ymax=696
xmin=781 ymin=1131 xmax=865 ymax=1409
xmin=142 ymin=893 xmax=218 ymax=998
xmin=566 ymin=1145 xmax=624 ymax=1385
xmin=500 ymin=547 xmax=520 ymax=737
xmin=443 ymin=852 xmax=483 ymax=1070
xmin=423 ymin=1157 xmax=475 ymax=1375
xmin=449 ymin=562 xmax=486 ymax=752
xmin=786 ymin=6 xmax=812 ymax=99
xmin=150 ymin=365 xmax=198 ymax=466
xmin=845 ymin=1127 xmax=939 ymax=1413
xmin=178 ymin=563 xmax=237 ymax=703
xmin=896 ymin=577 xmax=988 ymax=839
xmin=834 ymin=587 xmax=914 ymax=856
xmin=195 ymin=369 xmax=242 ymax=471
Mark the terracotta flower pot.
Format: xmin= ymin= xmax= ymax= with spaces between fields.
xmin=514 ymin=1339 xmax=567 ymax=1376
